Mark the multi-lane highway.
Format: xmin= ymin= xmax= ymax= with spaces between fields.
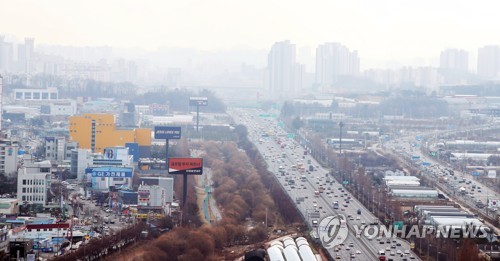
xmin=231 ymin=108 xmax=420 ymax=261
xmin=382 ymin=134 xmax=500 ymax=235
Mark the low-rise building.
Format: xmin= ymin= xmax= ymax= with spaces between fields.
xmin=0 ymin=198 xmax=20 ymax=215
xmin=44 ymin=137 xmax=77 ymax=162
xmin=0 ymin=135 xmax=19 ymax=178
xmin=16 ymin=161 xmax=52 ymax=206
xmin=139 ymin=176 xmax=174 ymax=203
xmin=136 ymin=184 xmax=166 ymax=219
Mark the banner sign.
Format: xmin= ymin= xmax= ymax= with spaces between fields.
xmin=168 ymin=158 xmax=203 ymax=175
xmin=154 ymin=126 xmax=181 ymax=139
xmin=189 ymin=97 xmax=208 ymax=106
xmin=92 ymin=167 xmax=133 ymax=178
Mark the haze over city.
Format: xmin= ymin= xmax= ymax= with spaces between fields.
xmin=0 ymin=1 xmax=499 ymax=261
xmin=2 ymin=0 xmax=500 ymax=69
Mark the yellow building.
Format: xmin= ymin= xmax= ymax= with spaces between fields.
xmin=69 ymin=113 xmax=151 ymax=153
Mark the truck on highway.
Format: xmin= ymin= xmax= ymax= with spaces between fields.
xmin=333 ymin=201 xmax=339 ymax=209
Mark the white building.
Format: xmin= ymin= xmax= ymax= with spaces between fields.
xmin=71 ymin=147 xmax=134 ymax=183
xmin=40 ymin=100 xmax=77 ymax=116
xmin=315 ymin=42 xmax=360 ymax=91
xmin=70 ymin=148 xmax=92 ymax=182
xmin=139 ymin=177 xmax=174 ymax=203
xmin=267 ymin=40 xmax=303 ymax=99
xmin=440 ymin=49 xmax=468 ymax=72
xmin=137 ymin=185 xmax=166 ymax=208
xmin=0 ymin=198 xmax=20 ymax=215
xmin=90 ymin=167 xmax=133 ymax=191
xmin=0 ymin=136 xmax=19 ymax=177
xmin=13 ymin=87 xmax=58 ymax=101
xmin=17 ymin=161 xmax=52 ymax=206
xmin=44 ymin=137 xmax=77 ymax=162
xmin=477 ymin=45 xmax=500 ymax=80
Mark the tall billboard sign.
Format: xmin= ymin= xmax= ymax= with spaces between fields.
xmin=154 ymin=126 xmax=181 ymax=140
xmin=189 ymin=97 xmax=208 ymax=106
xmin=168 ymin=157 xmax=204 ymax=207
xmin=168 ymin=158 xmax=203 ymax=175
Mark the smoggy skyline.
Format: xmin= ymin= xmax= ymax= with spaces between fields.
xmin=1 ymin=0 xmax=500 ymax=69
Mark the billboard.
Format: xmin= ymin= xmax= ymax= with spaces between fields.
xmin=92 ymin=167 xmax=133 ymax=178
xmin=189 ymin=97 xmax=208 ymax=106
xmin=103 ymin=147 xmax=129 ymax=160
xmin=487 ymin=170 xmax=497 ymax=179
xmin=104 ymin=148 xmax=117 ymax=160
xmin=168 ymin=158 xmax=203 ymax=175
xmin=154 ymin=126 xmax=181 ymax=139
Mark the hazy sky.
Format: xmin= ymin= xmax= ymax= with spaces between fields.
xmin=1 ymin=0 xmax=499 ymax=69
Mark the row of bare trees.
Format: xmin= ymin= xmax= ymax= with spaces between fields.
xmin=53 ymin=223 xmax=147 ymax=261
xmin=108 ymin=140 xmax=278 ymax=260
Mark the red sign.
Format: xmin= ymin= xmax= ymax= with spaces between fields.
xmin=168 ymin=158 xmax=203 ymax=175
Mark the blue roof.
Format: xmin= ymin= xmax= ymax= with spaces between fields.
xmin=31 ymin=220 xmax=54 ymax=225
xmin=6 ymin=219 xmax=25 ymax=224
xmin=119 ymin=190 xmax=136 ymax=194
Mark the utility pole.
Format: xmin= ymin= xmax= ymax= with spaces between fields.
xmin=265 ymin=207 xmax=268 ymax=228
xmin=339 ymin=121 xmax=344 ymax=155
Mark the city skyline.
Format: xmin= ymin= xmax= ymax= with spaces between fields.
xmin=1 ymin=0 xmax=500 ymax=70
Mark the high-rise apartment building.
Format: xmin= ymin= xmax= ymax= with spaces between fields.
xmin=267 ymin=40 xmax=303 ymax=99
xmin=315 ymin=43 xmax=360 ymax=91
xmin=24 ymin=38 xmax=35 ymax=74
xmin=477 ymin=45 xmax=500 ymax=80
xmin=440 ymin=49 xmax=468 ymax=72
xmin=0 ymin=37 xmax=14 ymax=73
xmin=439 ymin=48 xmax=469 ymax=84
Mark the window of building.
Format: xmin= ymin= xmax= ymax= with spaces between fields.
xmin=50 ymin=93 xmax=57 ymax=100
xmin=42 ymin=92 xmax=49 ymax=99
xmin=33 ymin=92 xmax=40 ymax=99
xmin=25 ymin=92 xmax=32 ymax=99
xmin=16 ymin=92 xmax=22 ymax=99
xmin=40 ymin=168 xmax=50 ymax=173
xmin=22 ymin=188 xmax=26 ymax=193
xmin=22 ymin=179 xmax=26 ymax=185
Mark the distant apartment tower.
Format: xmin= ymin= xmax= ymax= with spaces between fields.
xmin=477 ymin=45 xmax=500 ymax=80
xmin=440 ymin=49 xmax=468 ymax=72
xmin=17 ymin=38 xmax=35 ymax=74
xmin=315 ymin=42 xmax=360 ymax=91
xmin=439 ymin=49 xmax=469 ymax=85
xmin=267 ymin=40 xmax=303 ymax=99
xmin=0 ymin=36 xmax=14 ymax=73
xmin=167 ymin=68 xmax=182 ymax=88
